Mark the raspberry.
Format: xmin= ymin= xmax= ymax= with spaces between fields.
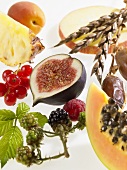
xmin=26 ymin=127 xmax=44 ymax=146
xmin=63 ymin=99 xmax=85 ymax=121
xmin=48 ymin=108 xmax=72 ymax=132
xmin=16 ymin=146 xmax=34 ymax=166
xmin=19 ymin=113 xmax=38 ymax=130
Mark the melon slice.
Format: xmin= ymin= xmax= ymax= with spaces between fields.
xmin=86 ymin=83 xmax=127 ymax=170
xmin=59 ymin=6 xmax=127 ymax=54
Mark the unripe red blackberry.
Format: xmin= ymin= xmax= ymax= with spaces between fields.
xmin=19 ymin=113 xmax=38 ymax=130
xmin=16 ymin=146 xmax=34 ymax=166
xmin=48 ymin=108 xmax=72 ymax=132
xmin=26 ymin=127 xmax=44 ymax=146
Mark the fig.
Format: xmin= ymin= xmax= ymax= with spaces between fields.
xmin=30 ymin=54 xmax=86 ymax=106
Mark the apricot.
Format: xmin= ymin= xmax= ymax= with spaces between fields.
xmin=7 ymin=1 xmax=46 ymax=34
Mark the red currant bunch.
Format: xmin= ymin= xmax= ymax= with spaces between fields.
xmin=0 ymin=65 xmax=33 ymax=106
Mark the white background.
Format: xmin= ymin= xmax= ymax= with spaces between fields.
xmin=0 ymin=0 xmax=126 ymax=170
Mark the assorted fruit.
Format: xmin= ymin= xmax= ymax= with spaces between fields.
xmin=0 ymin=65 xmax=32 ymax=106
xmin=0 ymin=101 xmax=85 ymax=167
xmin=1 ymin=1 xmax=127 ymax=170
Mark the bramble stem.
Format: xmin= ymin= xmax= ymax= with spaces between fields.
xmin=60 ymin=133 xmax=70 ymax=158
xmin=42 ymin=130 xmax=59 ymax=136
xmin=43 ymin=152 xmax=65 ymax=161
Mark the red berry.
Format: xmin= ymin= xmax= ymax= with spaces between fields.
xmin=15 ymin=85 xmax=27 ymax=99
xmin=0 ymin=83 xmax=7 ymax=97
xmin=2 ymin=69 xmax=14 ymax=81
xmin=4 ymin=93 xmax=17 ymax=106
xmin=6 ymin=74 xmax=21 ymax=87
xmin=17 ymin=69 xmax=26 ymax=78
xmin=20 ymin=77 xmax=30 ymax=90
xmin=63 ymin=99 xmax=85 ymax=121
xmin=8 ymin=87 xmax=16 ymax=95
xmin=21 ymin=65 xmax=33 ymax=77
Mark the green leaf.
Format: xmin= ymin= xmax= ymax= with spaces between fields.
xmin=30 ymin=112 xmax=48 ymax=127
xmin=77 ymin=111 xmax=86 ymax=130
xmin=0 ymin=109 xmax=15 ymax=121
xmin=16 ymin=102 xmax=30 ymax=119
xmin=0 ymin=126 xmax=23 ymax=167
xmin=0 ymin=120 xmax=14 ymax=136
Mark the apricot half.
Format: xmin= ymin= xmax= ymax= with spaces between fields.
xmin=8 ymin=1 xmax=46 ymax=34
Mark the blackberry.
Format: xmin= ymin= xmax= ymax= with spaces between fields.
xmin=26 ymin=127 xmax=44 ymax=146
xmin=48 ymin=108 xmax=72 ymax=132
xmin=16 ymin=146 xmax=34 ymax=166
xmin=19 ymin=113 xmax=38 ymax=130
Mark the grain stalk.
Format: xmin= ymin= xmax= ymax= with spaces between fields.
xmin=55 ymin=5 xmax=127 ymax=84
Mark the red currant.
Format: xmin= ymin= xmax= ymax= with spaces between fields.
xmin=20 ymin=77 xmax=30 ymax=90
xmin=0 ymin=83 xmax=7 ymax=97
xmin=17 ymin=69 xmax=26 ymax=78
xmin=4 ymin=93 xmax=17 ymax=106
xmin=21 ymin=65 xmax=33 ymax=77
xmin=8 ymin=87 xmax=16 ymax=95
xmin=6 ymin=74 xmax=21 ymax=87
xmin=2 ymin=69 xmax=14 ymax=81
xmin=15 ymin=85 xmax=27 ymax=99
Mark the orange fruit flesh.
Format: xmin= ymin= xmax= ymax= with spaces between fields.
xmin=86 ymin=83 xmax=127 ymax=170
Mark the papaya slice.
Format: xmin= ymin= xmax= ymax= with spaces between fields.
xmin=86 ymin=83 xmax=127 ymax=170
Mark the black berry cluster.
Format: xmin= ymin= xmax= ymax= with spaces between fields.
xmin=48 ymin=108 xmax=72 ymax=132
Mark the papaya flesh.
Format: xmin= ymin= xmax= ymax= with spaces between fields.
xmin=86 ymin=83 xmax=127 ymax=170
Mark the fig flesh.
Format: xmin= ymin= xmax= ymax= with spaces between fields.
xmin=30 ymin=54 xmax=86 ymax=106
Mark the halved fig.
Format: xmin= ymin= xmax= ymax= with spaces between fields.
xmin=30 ymin=54 xmax=86 ymax=106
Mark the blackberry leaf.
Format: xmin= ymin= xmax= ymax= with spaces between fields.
xmin=0 ymin=120 xmax=14 ymax=136
xmin=16 ymin=102 xmax=30 ymax=119
xmin=30 ymin=112 xmax=48 ymax=127
xmin=77 ymin=112 xmax=86 ymax=130
xmin=0 ymin=109 xmax=15 ymax=120
xmin=0 ymin=126 xmax=23 ymax=167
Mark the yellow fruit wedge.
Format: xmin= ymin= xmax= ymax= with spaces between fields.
xmin=0 ymin=11 xmax=44 ymax=66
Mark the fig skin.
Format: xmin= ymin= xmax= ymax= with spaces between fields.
xmin=30 ymin=54 xmax=87 ymax=106
xmin=115 ymin=48 xmax=127 ymax=80
xmin=102 ymin=75 xmax=125 ymax=108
